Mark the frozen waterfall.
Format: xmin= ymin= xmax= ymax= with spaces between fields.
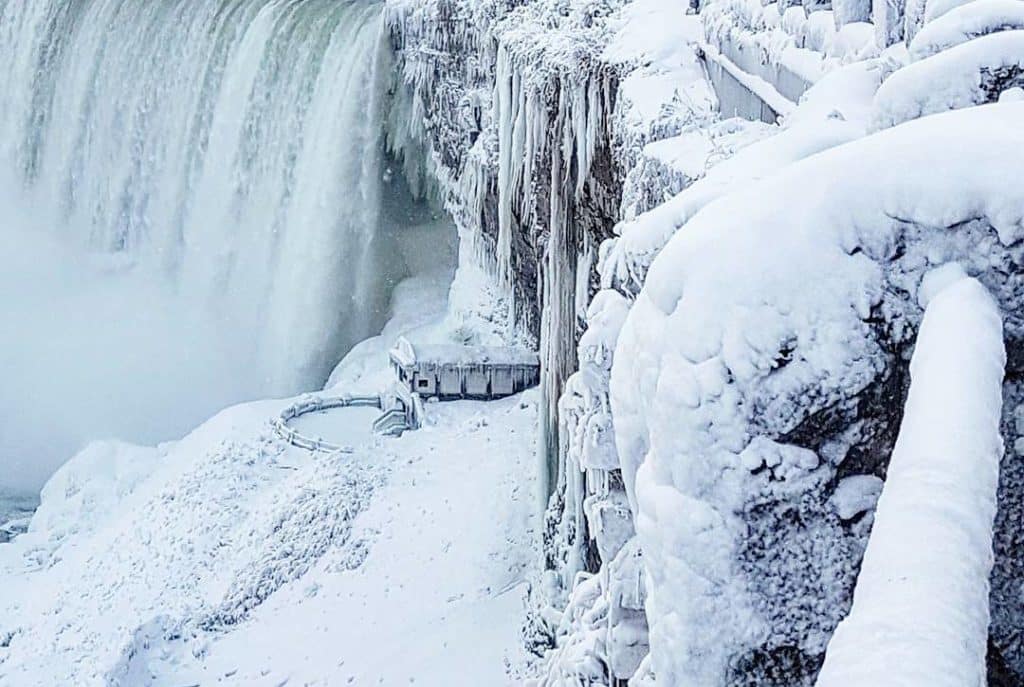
xmin=0 ymin=0 xmax=449 ymax=490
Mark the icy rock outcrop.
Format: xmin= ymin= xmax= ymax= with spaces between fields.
xmin=816 ymin=274 xmax=1005 ymax=687
xmin=530 ymin=539 xmax=648 ymax=686
xmin=611 ymin=102 xmax=1024 ymax=686
xmin=386 ymin=0 xmax=633 ymax=514
xmin=540 ymin=37 xmax=879 ymax=682
xmin=386 ymin=0 xmax=717 ymax=614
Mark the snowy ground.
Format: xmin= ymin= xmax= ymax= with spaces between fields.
xmin=0 ymin=264 xmax=540 ymax=686
xmin=180 ymin=395 xmax=540 ymax=687
xmin=0 ymin=389 xmax=539 ymax=687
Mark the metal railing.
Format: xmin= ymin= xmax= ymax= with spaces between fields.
xmin=272 ymin=387 xmax=422 ymax=452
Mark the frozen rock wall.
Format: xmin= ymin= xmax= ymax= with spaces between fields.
xmin=384 ymin=0 xmax=627 ymax=511
xmin=385 ymin=3 xmax=722 ymax=682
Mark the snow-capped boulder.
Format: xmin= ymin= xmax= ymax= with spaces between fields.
xmin=873 ymin=30 xmax=1024 ymax=127
xmin=910 ymin=0 xmax=1024 ymax=60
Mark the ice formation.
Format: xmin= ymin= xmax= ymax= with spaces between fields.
xmin=611 ymin=102 xmax=1024 ymax=684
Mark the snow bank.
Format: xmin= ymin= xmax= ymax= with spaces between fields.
xmin=873 ymin=29 xmax=1024 ymax=129
xmin=610 ymin=102 xmax=1024 ymax=685
xmin=910 ymin=0 xmax=1024 ymax=60
xmin=22 ymin=440 xmax=161 ymax=560
xmin=816 ymin=275 xmax=1005 ymax=687
xmin=926 ymin=0 xmax=987 ymax=23
xmin=602 ymin=113 xmax=862 ymax=296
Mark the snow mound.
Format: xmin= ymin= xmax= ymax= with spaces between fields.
xmin=22 ymin=440 xmax=161 ymax=561
xmin=926 ymin=0 xmax=990 ymax=23
xmin=873 ymin=29 xmax=1024 ymax=129
xmin=816 ymin=276 xmax=1005 ymax=687
xmin=602 ymin=114 xmax=861 ymax=296
xmin=610 ymin=102 xmax=1024 ymax=685
xmin=910 ymin=0 xmax=1024 ymax=60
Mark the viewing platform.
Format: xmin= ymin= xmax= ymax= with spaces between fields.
xmin=388 ymin=337 xmax=540 ymax=401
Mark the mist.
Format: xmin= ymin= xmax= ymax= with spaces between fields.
xmin=0 ymin=193 xmax=266 ymax=493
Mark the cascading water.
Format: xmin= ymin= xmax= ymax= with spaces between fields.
xmin=0 ymin=0 xmax=449 ymax=491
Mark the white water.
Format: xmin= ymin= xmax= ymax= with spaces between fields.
xmin=0 ymin=0 xmax=448 ymax=490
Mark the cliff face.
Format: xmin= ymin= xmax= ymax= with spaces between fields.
xmin=384 ymin=4 xmax=716 ymax=681
xmin=384 ymin=0 xmax=626 ymax=510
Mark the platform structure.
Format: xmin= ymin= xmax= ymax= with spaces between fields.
xmin=389 ymin=337 xmax=540 ymax=401
xmin=272 ymin=387 xmax=421 ymax=451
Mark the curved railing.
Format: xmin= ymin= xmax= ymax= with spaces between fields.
xmin=271 ymin=393 xmax=383 ymax=453
xmin=271 ymin=388 xmax=421 ymax=452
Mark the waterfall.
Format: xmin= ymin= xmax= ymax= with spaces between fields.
xmin=0 ymin=0 xmax=441 ymax=489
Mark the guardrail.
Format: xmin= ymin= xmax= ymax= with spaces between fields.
xmin=272 ymin=387 xmax=422 ymax=452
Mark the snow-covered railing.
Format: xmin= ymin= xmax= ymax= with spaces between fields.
xmin=272 ymin=394 xmax=383 ymax=453
xmin=698 ymin=43 xmax=795 ymax=122
xmin=816 ymin=272 xmax=1006 ymax=687
xmin=272 ymin=388 xmax=423 ymax=451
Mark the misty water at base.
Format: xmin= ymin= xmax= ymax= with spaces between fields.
xmin=0 ymin=0 xmax=454 ymax=493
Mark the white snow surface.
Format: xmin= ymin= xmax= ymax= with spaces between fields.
xmin=1 ymin=392 xmax=539 ymax=686
xmin=602 ymin=104 xmax=866 ymax=296
xmin=910 ymin=0 xmax=1024 ymax=60
xmin=926 ymin=0 xmax=990 ymax=23
xmin=0 ymin=275 xmax=540 ymax=686
xmin=815 ymin=275 xmax=1005 ymax=687
xmin=610 ymin=102 xmax=1024 ymax=686
xmin=872 ymin=29 xmax=1024 ymax=129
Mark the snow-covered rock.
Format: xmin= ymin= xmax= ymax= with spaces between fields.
xmin=611 ymin=101 xmax=1024 ymax=686
xmin=909 ymin=0 xmax=1024 ymax=60
xmin=873 ymin=30 xmax=1024 ymax=128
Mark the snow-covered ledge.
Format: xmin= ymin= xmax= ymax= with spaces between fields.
xmin=816 ymin=270 xmax=1005 ymax=687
